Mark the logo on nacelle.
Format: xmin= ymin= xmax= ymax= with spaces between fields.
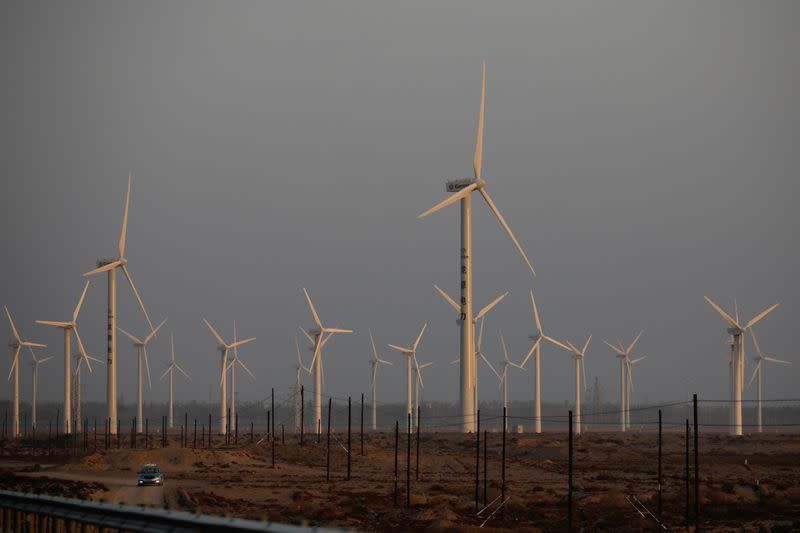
xmin=446 ymin=178 xmax=477 ymax=193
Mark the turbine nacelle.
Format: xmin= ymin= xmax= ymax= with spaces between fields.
xmin=445 ymin=178 xmax=481 ymax=193
xmin=727 ymin=327 xmax=742 ymax=336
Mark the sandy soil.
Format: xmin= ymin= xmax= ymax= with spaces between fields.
xmin=2 ymin=431 xmax=799 ymax=532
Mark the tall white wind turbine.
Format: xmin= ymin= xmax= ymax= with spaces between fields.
xmin=118 ymin=319 xmax=167 ymax=433
xmin=603 ymin=332 xmax=644 ymax=432
xmin=519 ymin=290 xmax=571 ymax=433
xmin=565 ymin=336 xmax=592 ymax=435
xmin=204 ymin=319 xmax=255 ymax=435
xmin=749 ymin=330 xmax=790 ymax=433
xmin=388 ymin=323 xmax=428 ymax=432
xmin=368 ymin=330 xmax=392 ymax=431
xmin=4 ymin=307 xmax=46 ymax=437
xmin=227 ymin=321 xmax=255 ymax=428
xmin=418 ymin=62 xmax=536 ymax=432
xmin=302 ymin=288 xmax=353 ymax=435
xmin=434 ymin=285 xmax=508 ymax=419
xmin=35 ymin=280 xmax=93 ymax=434
xmin=29 ymin=351 xmax=53 ymax=430
xmin=704 ymin=296 xmax=779 ymax=436
xmin=160 ymin=334 xmax=191 ymax=429
xmin=83 ymin=175 xmax=155 ymax=435
xmin=497 ymin=331 xmax=524 ymax=431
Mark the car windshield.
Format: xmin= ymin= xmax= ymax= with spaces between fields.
xmin=140 ymin=466 xmax=161 ymax=474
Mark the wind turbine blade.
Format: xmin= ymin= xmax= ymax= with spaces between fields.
xmin=121 ymin=265 xmax=154 ymax=333
xmin=144 ymin=318 xmax=167 ymax=344
xmin=450 ymin=359 xmax=459 ymax=365
xmin=7 ymin=349 xmax=19 ymax=381
xmin=529 ymin=290 xmax=543 ymax=333
xmin=83 ymin=260 xmax=122 ymax=277
xmin=309 ymin=339 xmax=322 ymax=376
xmin=72 ymin=326 xmax=93 ymax=373
xmin=566 ymin=340 xmax=579 ymax=354
xmin=20 ymin=341 xmax=47 ymax=348
xmin=204 ymin=319 xmax=226 ymax=347
xmin=117 ymin=327 xmax=143 ymax=345
xmin=475 ymin=291 xmax=509 ymax=321
xmin=603 ymin=340 xmax=625 ymax=355
xmin=499 ymin=331 xmax=509 ymax=363
xmin=627 ymin=360 xmax=634 ymax=393
xmin=118 ymin=174 xmax=131 ymax=258
xmin=544 ymin=335 xmax=571 ymax=352
xmin=582 ymin=359 xmax=588 ymax=391
xmin=369 ymin=329 xmax=379 ymax=360
xmin=478 ymin=187 xmax=536 ymax=276
xmin=35 ymin=321 xmax=71 ymax=328
xmin=479 ymin=352 xmax=501 ymax=380
xmin=745 ymin=303 xmax=780 ymax=330
xmin=237 ymin=359 xmax=256 ymax=380
xmin=520 ymin=337 xmax=541 ymax=368
xmin=38 ymin=356 xmax=54 ymax=365
xmin=86 ymin=354 xmax=104 ymax=365
xmin=73 ymin=280 xmax=90 ymax=323
xmin=371 ymin=363 xmax=377 ymax=389
xmin=626 ymin=331 xmax=642 ymax=354
xmin=143 ymin=345 xmax=152 ymax=390
xmin=473 ymin=60 xmax=486 ymax=181
xmin=378 ymin=359 xmax=393 ymax=366
xmin=170 ymin=334 xmax=176 ymax=363
xmin=323 ymin=328 xmax=353 ymax=334
xmin=433 ymin=284 xmax=460 ymax=312
xmin=175 ymin=364 xmax=192 ymax=380
xmin=750 ymin=330 xmax=764 ymax=358
xmin=630 ymin=356 xmax=647 ymax=365
xmin=582 ymin=334 xmax=592 ymax=355
xmin=160 ymin=366 xmax=171 ymax=381
xmin=298 ymin=326 xmax=315 ymax=345
xmin=414 ymin=322 xmax=428 ymax=352
xmin=477 ymin=317 xmax=485 ymax=351
xmin=417 ymin=183 xmax=478 ymax=219
xmin=703 ymin=296 xmax=740 ymax=329
xmin=748 ymin=361 xmax=760 ymax=388
xmin=763 ymin=356 xmax=791 ymax=365
xmin=319 ymin=331 xmax=333 ymax=350
xmin=302 ymin=288 xmax=323 ymax=330
xmin=229 ymin=337 xmax=256 ymax=349
xmin=4 ymin=307 xmax=20 ymax=342
xmin=387 ymin=344 xmax=413 ymax=354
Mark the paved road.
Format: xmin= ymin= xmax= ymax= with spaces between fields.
xmin=19 ymin=470 xmax=166 ymax=508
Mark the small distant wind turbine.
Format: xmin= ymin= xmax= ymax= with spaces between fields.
xmin=368 ymin=330 xmax=392 ymax=431
xmin=83 ymin=175 xmax=155 ymax=435
xmin=603 ymin=332 xmax=644 ymax=432
xmin=5 ymin=307 xmax=46 ymax=437
xmin=73 ymin=350 xmax=104 ymax=428
xmin=520 ymin=290 xmax=570 ymax=433
xmin=294 ymin=335 xmax=311 ymax=431
xmin=497 ymin=331 xmax=524 ymax=430
xmin=565 ymin=336 xmax=592 ymax=435
xmin=119 ymin=319 xmax=167 ymax=433
xmin=36 ymin=280 xmax=93 ymax=434
xmin=227 ymin=321 xmax=255 ymax=428
xmin=29 ymin=350 xmax=53 ymax=430
xmin=302 ymin=288 xmax=352 ymax=435
xmin=413 ymin=359 xmax=434 ymax=429
xmin=204 ymin=319 xmax=255 ymax=435
xmin=749 ymin=330 xmax=790 ymax=433
xmin=704 ymin=296 xmax=779 ymax=436
xmin=418 ymin=62 xmax=536 ymax=432
xmin=160 ymin=334 xmax=191 ymax=429
xmin=388 ymin=322 xmax=428 ymax=432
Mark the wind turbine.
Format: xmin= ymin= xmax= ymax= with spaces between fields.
xmin=388 ymin=322 xmax=428 ymax=432
xmin=418 ymin=62 xmax=536 ymax=432
xmin=160 ymin=334 xmax=191 ymax=429
xmin=749 ymin=330 xmax=790 ymax=433
xmin=603 ymin=332 xmax=644 ymax=432
xmin=434 ymin=285 xmax=508 ymax=424
xmin=704 ymin=296 xmax=779 ymax=436
xmin=83 ymin=175 xmax=155 ymax=435
xmin=227 ymin=321 xmax=255 ymax=428
xmin=368 ymin=330 xmax=392 ymax=431
xmin=413 ymin=359 xmax=433 ymax=429
xmin=29 ymin=351 xmax=53 ymax=430
xmin=497 ymin=331 xmax=524 ymax=431
xmin=564 ymin=336 xmax=592 ymax=435
xmin=73 ymin=350 xmax=103 ymax=429
xmin=301 ymin=288 xmax=353 ymax=436
xmin=519 ymin=289 xmax=571 ymax=433
xmin=35 ymin=280 xmax=93 ymax=434
xmin=118 ymin=319 xmax=167 ymax=433
xmin=294 ymin=335 xmax=311 ymax=431
xmin=4 ymin=307 xmax=46 ymax=437
xmin=204 ymin=319 xmax=255 ymax=435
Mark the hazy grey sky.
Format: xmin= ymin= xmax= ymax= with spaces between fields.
xmin=1 ymin=1 xmax=797 ymax=407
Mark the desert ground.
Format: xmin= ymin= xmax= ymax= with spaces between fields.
xmin=1 ymin=429 xmax=799 ymax=532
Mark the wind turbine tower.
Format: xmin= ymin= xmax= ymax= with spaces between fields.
xmin=418 ymin=62 xmax=536 ymax=432
xmin=565 ymin=336 xmax=591 ymax=435
xmin=368 ymin=330 xmax=392 ymax=431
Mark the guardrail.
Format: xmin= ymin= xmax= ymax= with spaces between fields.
xmin=0 ymin=489 xmax=342 ymax=533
